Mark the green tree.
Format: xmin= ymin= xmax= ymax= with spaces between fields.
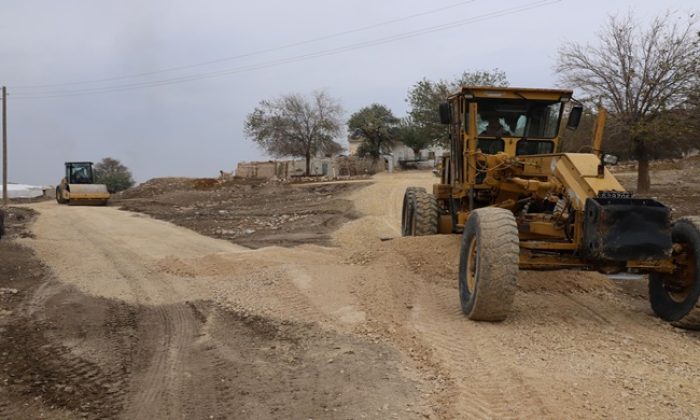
xmin=94 ymin=157 xmax=135 ymax=193
xmin=396 ymin=117 xmax=431 ymax=158
xmin=557 ymin=11 xmax=700 ymax=192
xmin=244 ymin=91 xmax=344 ymax=175
xmin=406 ymin=69 xmax=509 ymax=146
xmin=348 ymin=104 xmax=399 ymax=158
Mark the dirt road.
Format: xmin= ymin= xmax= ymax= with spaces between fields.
xmin=4 ymin=171 xmax=700 ymax=419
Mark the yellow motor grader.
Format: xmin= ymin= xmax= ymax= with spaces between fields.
xmin=56 ymin=162 xmax=110 ymax=205
xmin=402 ymin=86 xmax=700 ymax=328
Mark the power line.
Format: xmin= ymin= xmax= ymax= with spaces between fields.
xmin=13 ymin=0 xmax=561 ymax=99
xmin=15 ymin=1 xmax=558 ymax=98
xmin=12 ymin=0 xmax=478 ymax=90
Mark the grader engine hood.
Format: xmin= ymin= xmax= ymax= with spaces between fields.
xmin=548 ymin=154 xmax=671 ymax=262
xmin=551 ymin=153 xmax=625 ymax=211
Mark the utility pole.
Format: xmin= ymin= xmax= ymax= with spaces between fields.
xmin=2 ymin=86 xmax=6 ymax=207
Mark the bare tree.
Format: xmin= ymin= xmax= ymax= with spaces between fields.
xmin=244 ymin=91 xmax=344 ymax=176
xmin=557 ymin=11 xmax=699 ymax=192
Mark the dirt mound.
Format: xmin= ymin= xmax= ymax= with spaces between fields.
xmin=117 ymin=177 xmax=270 ymax=200
xmin=386 ymin=235 xmax=461 ymax=288
xmin=117 ymin=179 xmax=367 ymax=248
xmin=116 ymin=177 xmax=198 ymax=199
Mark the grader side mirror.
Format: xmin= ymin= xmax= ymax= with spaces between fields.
xmin=439 ymin=102 xmax=452 ymax=125
xmin=567 ymin=105 xmax=583 ymax=130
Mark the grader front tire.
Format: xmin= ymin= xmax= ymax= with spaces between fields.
xmin=458 ymin=208 xmax=519 ymax=321
xmin=649 ymin=216 xmax=700 ymax=329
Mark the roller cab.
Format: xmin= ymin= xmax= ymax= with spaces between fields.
xmin=56 ymin=161 xmax=110 ymax=205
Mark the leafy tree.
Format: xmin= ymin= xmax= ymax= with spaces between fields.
xmin=557 ymin=11 xmax=700 ymax=192
xmin=94 ymin=157 xmax=135 ymax=193
xmin=348 ymin=104 xmax=399 ymax=158
xmin=244 ymin=91 xmax=344 ymax=175
xmin=406 ymin=69 xmax=509 ymax=146
xmin=396 ymin=117 xmax=431 ymax=158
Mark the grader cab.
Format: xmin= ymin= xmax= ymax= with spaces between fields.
xmin=402 ymin=86 xmax=700 ymax=328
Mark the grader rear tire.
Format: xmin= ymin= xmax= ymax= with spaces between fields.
xmin=401 ymin=187 xmax=426 ymax=236
xmin=458 ymin=207 xmax=519 ymax=321
xmin=649 ymin=216 xmax=700 ymax=329
xmin=412 ymin=191 xmax=438 ymax=236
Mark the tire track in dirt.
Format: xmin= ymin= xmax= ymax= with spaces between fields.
xmin=0 ymin=397 xmax=20 ymax=420
xmin=273 ymin=265 xmax=328 ymax=323
xmin=62 ymin=217 xmax=207 ymax=417
xmin=413 ymin=273 xmax=653 ymax=419
xmin=562 ymin=293 xmax=612 ymax=324
xmin=0 ymin=314 xmax=128 ymax=419
xmin=412 ymin=283 xmax=551 ymax=419
xmin=182 ymin=303 xmax=254 ymax=419
xmin=0 ymin=237 xmax=139 ymax=420
xmin=36 ymin=207 xmax=227 ymax=418
xmin=122 ymin=303 xmax=200 ymax=419
xmin=412 ymin=285 xmax=504 ymax=419
xmin=23 ymin=204 xmax=223 ymax=418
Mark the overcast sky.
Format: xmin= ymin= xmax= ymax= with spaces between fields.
xmin=1 ymin=0 xmax=697 ymax=185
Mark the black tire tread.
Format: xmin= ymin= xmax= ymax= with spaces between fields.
xmin=465 ymin=208 xmax=519 ymax=321
xmin=406 ymin=186 xmax=426 ymax=195
xmin=401 ymin=186 xmax=426 ymax=236
xmin=668 ymin=216 xmax=700 ymax=329
xmin=413 ymin=191 xmax=439 ymax=236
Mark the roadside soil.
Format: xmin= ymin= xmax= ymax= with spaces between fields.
xmin=112 ymin=177 xmax=366 ymax=249
xmin=612 ymin=156 xmax=700 ymax=218
xmin=2 ymin=162 xmax=700 ymax=419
